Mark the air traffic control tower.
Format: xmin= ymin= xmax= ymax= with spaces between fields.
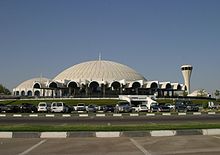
xmin=181 ymin=65 xmax=193 ymax=94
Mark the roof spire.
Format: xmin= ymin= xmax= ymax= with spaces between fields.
xmin=99 ymin=52 xmax=102 ymax=61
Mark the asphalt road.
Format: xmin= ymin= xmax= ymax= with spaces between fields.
xmin=1 ymin=135 xmax=220 ymax=155
xmin=0 ymin=114 xmax=220 ymax=125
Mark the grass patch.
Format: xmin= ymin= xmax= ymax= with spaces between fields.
xmin=1 ymin=123 xmax=220 ymax=132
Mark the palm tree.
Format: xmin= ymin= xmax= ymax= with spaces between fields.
xmin=215 ymin=90 xmax=220 ymax=99
xmin=197 ymin=89 xmax=206 ymax=97
xmin=0 ymin=84 xmax=11 ymax=95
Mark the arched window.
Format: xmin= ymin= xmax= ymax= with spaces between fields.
xmin=21 ymin=91 xmax=25 ymax=96
xmin=27 ymin=90 xmax=32 ymax=96
xmin=111 ymin=81 xmax=121 ymax=90
xmin=34 ymin=90 xmax=40 ymax=97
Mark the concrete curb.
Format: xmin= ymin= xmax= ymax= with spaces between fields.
xmin=40 ymin=132 xmax=67 ymax=138
xmin=96 ymin=132 xmax=120 ymax=137
xmin=150 ymin=130 xmax=176 ymax=137
xmin=0 ymin=132 xmax=12 ymax=138
xmin=202 ymin=129 xmax=220 ymax=135
xmin=1 ymin=129 xmax=220 ymax=138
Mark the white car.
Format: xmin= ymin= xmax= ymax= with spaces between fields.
xmin=76 ymin=103 xmax=86 ymax=111
xmin=37 ymin=102 xmax=51 ymax=112
xmin=51 ymin=102 xmax=69 ymax=113
xmin=134 ymin=104 xmax=148 ymax=112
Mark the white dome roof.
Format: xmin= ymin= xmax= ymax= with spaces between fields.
xmin=53 ymin=60 xmax=146 ymax=83
xmin=14 ymin=77 xmax=50 ymax=90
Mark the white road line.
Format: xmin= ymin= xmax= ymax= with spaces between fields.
xmin=208 ymin=112 xmax=216 ymax=115
xmin=130 ymin=138 xmax=151 ymax=155
xmin=29 ymin=114 xmax=38 ymax=117
xmin=146 ymin=113 xmax=155 ymax=116
xmin=113 ymin=114 xmax=122 ymax=117
xmin=130 ymin=113 xmax=139 ymax=117
xmin=178 ymin=113 xmax=186 ymax=116
xmin=13 ymin=114 xmax=22 ymax=117
xmin=18 ymin=139 xmax=47 ymax=155
xmin=45 ymin=114 xmax=54 ymax=117
xmin=0 ymin=114 xmax=6 ymax=117
xmin=62 ymin=114 xmax=71 ymax=117
xmin=213 ymin=136 xmax=220 ymax=139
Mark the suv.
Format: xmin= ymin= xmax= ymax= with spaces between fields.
xmin=51 ymin=102 xmax=71 ymax=113
xmin=37 ymin=102 xmax=51 ymax=112
xmin=175 ymin=101 xmax=199 ymax=112
xmin=115 ymin=102 xmax=132 ymax=113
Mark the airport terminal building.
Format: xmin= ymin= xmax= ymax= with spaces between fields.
xmin=13 ymin=59 xmax=185 ymax=98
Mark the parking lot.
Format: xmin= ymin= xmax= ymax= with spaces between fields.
xmin=1 ymin=135 xmax=220 ymax=155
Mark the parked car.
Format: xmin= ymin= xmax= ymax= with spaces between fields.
xmin=37 ymin=102 xmax=51 ymax=112
xmin=186 ymin=104 xmax=199 ymax=112
xmin=165 ymin=103 xmax=175 ymax=111
xmin=97 ymin=105 xmax=105 ymax=112
xmin=175 ymin=101 xmax=199 ymax=112
xmin=133 ymin=104 xmax=148 ymax=112
xmin=86 ymin=104 xmax=97 ymax=113
xmin=20 ymin=103 xmax=37 ymax=113
xmin=158 ymin=105 xmax=171 ymax=112
xmin=0 ymin=104 xmax=20 ymax=113
xmin=0 ymin=103 xmax=7 ymax=112
xmin=208 ymin=101 xmax=219 ymax=109
xmin=115 ymin=102 xmax=132 ymax=113
xmin=104 ymin=105 xmax=115 ymax=112
xmin=51 ymin=102 xmax=71 ymax=113
xmin=76 ymin=103 xmax=86 ymax=111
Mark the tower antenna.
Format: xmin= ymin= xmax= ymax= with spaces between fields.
xmin=99 ymin=52 xmax=102 ymax=61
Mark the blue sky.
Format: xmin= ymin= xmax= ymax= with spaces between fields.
xmin=0 ymin=0 xmax=220 ymax=94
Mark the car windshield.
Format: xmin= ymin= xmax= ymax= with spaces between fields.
xmin=78 ymin=104 xmax=85 ymax=106
xmin=39 ymin=103 xmax=46 ymax=106
xmin=57 ymin=103 xmax=63 ymax=106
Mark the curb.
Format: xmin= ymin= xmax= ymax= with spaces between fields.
xmin=1 ymin=129 xmax=220 ymax=138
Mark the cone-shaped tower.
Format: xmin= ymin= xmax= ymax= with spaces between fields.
xmin=181 ymin=65 xmax=193 ymax=94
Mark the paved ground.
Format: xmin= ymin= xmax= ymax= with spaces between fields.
xmin=1 ymin=135 xmax=220 ymax=155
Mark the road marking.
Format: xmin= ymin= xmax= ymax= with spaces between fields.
xmin=146 ymin=113 xmax=155 ymax=116
xmin=130 ymin=138 xmax=151 ymax=155
xmin=29 ymin=114 xmax=38 ymax=117
xmin=18 ymin=139 xmax=47 ymax=155
xmin=193 ymin=112 xmax=201 ymax=115
xmin=130 ymin=113 xmax=139 ymax=116
xmin=96 ymin=114 xmax=105 ymax=117
xmin=45 ymin=114 xmax=54 ymax=117
xmin=62 ymin=114 xmax=71 ymax=117
xmin=213 ymin=136 xmax=220 ymax=139
xmin=79 ymin=114 xmax=88 ymax=117
xmin=113 ymin=114 xmax=122 ymax=117
xmin=162 ymin=113 xmax=171 ymax=116
xmin=0 ymin=114 xmax=6 ymax=117
xmin=13 ymin=114 xmax=22 ymax=117
xmin=208 ymin=112 xmax=216 ymax=115
xmin=178 ymin=113 xmax=186 ymax=115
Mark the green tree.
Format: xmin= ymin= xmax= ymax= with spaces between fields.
xmin=197 ymin=89 xmax=206 ymax=97
xmin=215 ymin=90 xmax=220 ymax=99
xmin=0 ymin=84 xmax=11 ymax=95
